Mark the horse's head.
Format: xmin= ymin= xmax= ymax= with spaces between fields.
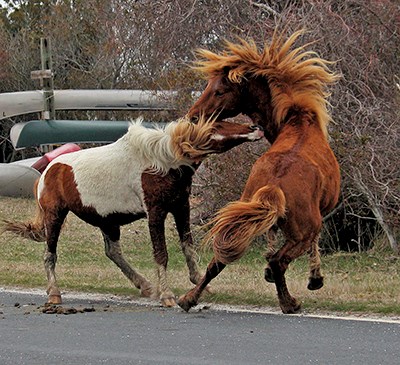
xmin=174 ymin=117 xmax=264 ymax=163
xmin=187 ymin=68 xmax=274 ymax=140
xmin=188 ymin=31 xmax=338 ymax=143
xmin=188 ymin=71 xmax=244 ymax=122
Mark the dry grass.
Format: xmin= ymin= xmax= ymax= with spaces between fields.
xmin=0 ymin=197 xmax=399 ymax=316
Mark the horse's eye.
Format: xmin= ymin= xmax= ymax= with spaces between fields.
xmin=215 ymin=90 xmax=225 ymax=97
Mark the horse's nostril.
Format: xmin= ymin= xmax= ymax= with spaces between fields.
xmin=251 ymin=124 xmax=263 ymax=131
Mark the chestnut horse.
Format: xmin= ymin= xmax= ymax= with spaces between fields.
xmin=3 ymin=117 xmax=264 ymax=306
xmin=178 ymin=30 xmax=340 ymax=313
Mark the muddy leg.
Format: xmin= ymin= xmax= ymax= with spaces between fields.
xmin=155 ymin=264 xmax=176 ymax=307
xmin=177 ymin=257 xmax=225 ymax=312
xmin=44 ymin=248 xmax=62 ymax=304
xmin=171 ymin=203 xmax=202 ymax=285
xmin=147 ymin=209 xmax=176 ymax=307
xmin=44 ymin=208 xmax=68 ymax=304
xmin=307 ymin=233 xmax=324 ymax=290
xmin=102 ymin=227 xmax=152 ymax=298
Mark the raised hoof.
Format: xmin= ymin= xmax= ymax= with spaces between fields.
xmin=264 ymin=267 xmax=275 ymax=283
xmin=177 ymin=295 xmax=196 ymax=312
xmin=47 ymin=294 xmax=62 ymax=305
xmin=307 ymin=276 xmax=324 ymax=291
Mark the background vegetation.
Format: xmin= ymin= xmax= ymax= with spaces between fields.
xmin=0 ymin=0 xmax=399 ymax=254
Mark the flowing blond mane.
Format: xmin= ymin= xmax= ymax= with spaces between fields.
xmin=193 ymin=30 xmax=339 ymax=136
xmin=170 ymin=115 xmax=218 ymax=161
xmin=125 ymin=116 xmax=218 ymax=175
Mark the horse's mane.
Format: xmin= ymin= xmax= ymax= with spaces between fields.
xmin=170 ymin=116 xmax=219 ymax=161
xmin=193 ymin=30 xmax=339 ymax=136
xmin=126 ymin=116 xmax=217 ymax=175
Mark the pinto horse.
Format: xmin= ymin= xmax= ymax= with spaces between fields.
xmin=3 ymin=117 xmax=264 ymax=306
xmin=178 ymin=30 xmax=340 ymax=313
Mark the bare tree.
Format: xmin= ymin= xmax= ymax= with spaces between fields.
xmin=0 ymin=0 xmax=398 ymax=252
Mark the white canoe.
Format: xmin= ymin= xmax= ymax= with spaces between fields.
xmin=0 ymin=89 xmax=176 ymax=120
xmin=0 ymin=162 xmax=40 ymax=198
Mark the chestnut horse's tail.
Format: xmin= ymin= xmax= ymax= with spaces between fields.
xmin=1 ymin=182 xmax=46 ymax=242
xmin=207 ymin=185 xmax=286 ymax=264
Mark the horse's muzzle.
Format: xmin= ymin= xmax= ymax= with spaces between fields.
xmin=251 ymin=124 xmax=263 ymax=131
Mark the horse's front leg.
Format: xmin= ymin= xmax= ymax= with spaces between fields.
xmin=147 ymin=208 xmax=176 ymax=307
xmin=178 ymin=257 xmax=225 ymax=312
xmin=44 ymin=208 xmax=68 ymax=304
xmin=171 ymin=201 xmax=202 ymax=285
xmin=101 ymin=226 xmax=152 ymax=298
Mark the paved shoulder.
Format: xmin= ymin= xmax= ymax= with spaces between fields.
xmin=0 ymin=289 xmax=399 ymax=365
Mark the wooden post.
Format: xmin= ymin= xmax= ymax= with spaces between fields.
xmin=30 ymin=38 xmax=55 ymax=152
xmin=31 ymin=38 xmax=55 ymax=121
xmin=40 ymin=38 xmax=55 ymax=120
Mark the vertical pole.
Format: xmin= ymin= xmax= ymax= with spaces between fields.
xmin=40 ymin=38 xmax=55 ymax=120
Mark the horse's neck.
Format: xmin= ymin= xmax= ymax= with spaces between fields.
xmin=270 ymin=111 xmax=327 ymax=152
xmin=244 ymin=79 xmax=277 ymax=143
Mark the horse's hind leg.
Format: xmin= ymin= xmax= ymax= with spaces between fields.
xmin=264 ymin=227 xmax=279 ymax=283
xmin=44 ymin=208 xmax=68 ymax=304
xmin=307 ymin=233 xmax=324 ymax=290
xmin=147 ymin=208 xmax=176 ymax=307
xmin=269 ymin=236 xmax=317 ymax=314
xmin=265 ymin=231 xmax=324 ymax=290
xmin=101 ymin=227 xmax=152 ymax=298
xmin=178 ymin=257 xmax=225 ymax=312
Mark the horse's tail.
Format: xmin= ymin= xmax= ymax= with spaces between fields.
xmin=1 ymin=181 xmax=46 ymax=242
xmin=206 ymin=185 xmax=286 ymax=264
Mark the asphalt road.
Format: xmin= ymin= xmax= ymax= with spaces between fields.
xmin=0 ymin=289 xmax=399 ymax=365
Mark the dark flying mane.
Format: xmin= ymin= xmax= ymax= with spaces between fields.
xmin=193 ymin=30 xmax=339 ymax=137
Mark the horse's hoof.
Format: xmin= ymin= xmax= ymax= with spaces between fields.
xmin=280 ymin=300 xmax=301 ymax=314
xmin=47 ymin=294 xmax=62 ymax=304
xmin=281 ymin=304 xmax=302 ymax=314
xmin=307 ymin=276 xmax=324 ymax=291
xmin=177 ymin=295 xmax=195 ymax=312
xmin=264 ymin=267 xmax=275 ymax=283
xmin=140 ymin=283 xmax=153 ymax=298
xmin=161 ymin=296 xmax=176 ymax=308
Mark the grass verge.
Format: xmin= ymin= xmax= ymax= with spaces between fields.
xmin=1 ymin=197 xmax=399 ymax=316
